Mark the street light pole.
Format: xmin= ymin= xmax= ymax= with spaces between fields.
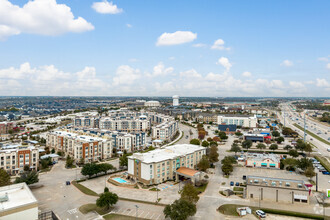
xmin=156 ymin=185 xmax=158 ymax=202
xmin=135 ymin=205 xmax=139 ymax=220
xmin=304 ymin=111 xmax=306 ymax=142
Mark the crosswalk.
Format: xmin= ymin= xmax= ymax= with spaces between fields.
xmin=67 ymin=208 xmax=77 ymax=214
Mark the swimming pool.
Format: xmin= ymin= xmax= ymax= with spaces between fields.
xmin=113 ymin=177 xmax=128 ymax=184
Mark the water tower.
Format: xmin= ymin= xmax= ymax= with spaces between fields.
xmin=172 ymin=95 xmax=179 ymax=106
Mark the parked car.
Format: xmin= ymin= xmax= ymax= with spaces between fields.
xmin=243 ymin=175 xmax=247 ymax=180
xmin=235 ymin=182 xmax=240 ymax=186
xmin=256 ymin=210 xmax=266 ymax=218
xmin=322 ymin=171 xmax=330 ymax=175
xmin=66 ymin=181 xmax=71 ymax=185
xmin=230 ymin=181 xmax=234 ymax=186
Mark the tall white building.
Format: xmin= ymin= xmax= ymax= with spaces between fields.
xmin=217 ymin=115 xmax=258 ymax=128
xmin=173 ymin=95 xmax=179 ymax=106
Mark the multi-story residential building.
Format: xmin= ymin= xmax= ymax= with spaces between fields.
xmin=217 ymin=115 xmax=258 ymax=128
xmin=47 ymin=130 xmax=113 ymax=162
xmin=99 ymin=115 xmax=150 ymax=133
xmin=152 ymin=120 xmax=178 ymax=141
xmin=0 ymin=122 xmax=15 ymax=134
xmin=127 ymin=144 xmax=206 ymax=185
xmin=0 ymin=144 xmax=39 ymax=175
xmin=74 ymin=116 xmax=100 ymax=128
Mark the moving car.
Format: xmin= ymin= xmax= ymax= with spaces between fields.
xmin=256 ymin=210 xmax=266 ymax=218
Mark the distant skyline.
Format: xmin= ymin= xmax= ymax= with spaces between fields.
xmin=0 ymin=0 xmax=329 ymax=97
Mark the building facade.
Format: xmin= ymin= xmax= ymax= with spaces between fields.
xmin=245 ymin=153 xmax=281 ymax=169
xmin=144 ymin=101 xmax=161 ymax=107
xmin=0 ymin=122 xmax=15 ymax=134
xmin=0 ymin=144 xmax=39 ymax=175
xmin=127 ymin=144 xmax=206 ymax=185
xmin=246 ymin=176 xmax=309 ymax=204
xmin=217 ymin=115 xmax=258 ymax=128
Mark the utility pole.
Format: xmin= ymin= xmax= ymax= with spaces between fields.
xmin=135 ymin=205 xmax=139 ymax=220
xmin=304 ymin=111 xmax=306 ymax=142
xmin=156 ymin=185 xmax=158 ymax=202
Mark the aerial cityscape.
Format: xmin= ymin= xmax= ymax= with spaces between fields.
xmin=0 ymin=1 xmax=330 ymax=220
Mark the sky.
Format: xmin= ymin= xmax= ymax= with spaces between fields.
xmin=0 ymin=0 xmax=329 ymax=97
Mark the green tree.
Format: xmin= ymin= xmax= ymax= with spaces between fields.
xmin=208 ymin=145 xmax=219 ymax=163
xmin=276 ymin=137 xmax=284 ymax=144
xmin=272 ymin=130 xmax=280 ymax=137
xmin=235 ymin=131 xmax=243 ymax=136
xmin=289 ymin=149 xmax=299 ymax=158
xmin=119 ymin=153 xmax=128 ymax=167
xmin=256 ymin=143 xmax=266 ymax=150
xmin=304 ymin=143 xmax=313 ymax=156
xmin=297 ymin=158 xmax=313 ymax=171
xmin=282 ymin=158 xmax=298 ymax=170
xmin=164 ymin=199 xmax=196 ymax=220
xmin=190 ymin=139 xmax=200 ymax=145
xmin=218 ymin=131 xmax=228 ymax=140
xmin=197 ymin=155 xmax=210 ymax=172
xmin=98 ymin=163 xmax=115 ymax=175
xmin=180 ymin=183 xmax=199 ymax=204
xmin=221 ymin=163 xmax=233 ymax=175
xmin=0 ymin=169 xmax=11 ymax=187
xmin=23 ymin=165 xmax=30 ymax=172
xmin=15 ymin=171 xmax=39 ymax=185
xmin=201 ymin=141 xmax=209 ymax=147
xmin=81 ymin=163 xmax=98 ymax=178
xmin=230 ymin=143 xmax=241 ymax=155
xmin=51 ymin=148 xmax=55 ymax=154
xmin=284 ymin=145 xmax=292 ymax=152
xmin=209 ymin=141 xmax=218 ymax=147
xmin=96 ymin=192 xmax=118 ymax=210
xmin=242 ymin=140 xmax=252 ymax=151
xmin=66 ymin=155 xmax=74 ymax=168
xmin=221 ymin=156 xmax=237 ymax=165
xmin=304 ymin=166 xmax=316 ymax=180
xmin=104 ymin=187 xmax=109 ymax=192
xmin=269 ymin=144 xmax=278 ymax=152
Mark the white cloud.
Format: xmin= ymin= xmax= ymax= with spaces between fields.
xmin=327 ymin=63 xmax=330 ymax=69
xmin=270 ymin=80 xmax=285 ymax=89
xmin=316 ymin=78 xmax=329 ymax=87
xmin=92 ymin=1 xmax=123 ymax=14
xmin=216 ymin=57 xmax=232 ymax=71
xmin=156 ymin=31 xmax=197 ymax=46
xmin=168 ymin=57 xmax=175 ymax=60
xmin=289 ymin=81 xmax=305 ymax=89
xmin=126 ymin=24 xmax=132 ymax=28
xmin=211 ymin=38 xmax=230 ymax=51
xmin=0 ymin=0 xmax=94 ymax=40
xmin=192 ymin=43 xmax=206 ymax=48
xmin=318 ymin=57 xmax=329 ymax=62
xmin=113 ymin=65 xmax=141 ymax=85
xmin=147 ymin=62 xmax=174 ymax=77
xmin=180 ymin=69 xmax=202 ymax=78
xmin=242 ymin=71 xmax=251 ymax=77
xmin=281 ymin=60 xmax=293 ymax=67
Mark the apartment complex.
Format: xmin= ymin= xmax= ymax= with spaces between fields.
xmin=99 ymin=115 xmax=150 ymax=133
xmin=47 ymin=130 xmax=113 ymax=162
xmin=128 ymin=144 xmax=206 ymax=185
xmin=0 ymin=183 xmax=38 ymax=220
xmin=74 ymin=116 xmax=100 ymax=128
xmin=217 ymin=115 xmax=258 ymax=128
xmin=0 ymin=144 xmax=39 ymax=175
xmin=149 ymin=113 xmax=178 ymax=141
xmin=246 ymin=176 xmax=309 ymax=204
xmin=0 ymin=122 xmax=15 ymax=134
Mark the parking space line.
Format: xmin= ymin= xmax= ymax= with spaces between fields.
xmin=150 ymin=212 xmax=155 ymax=219
xmin=156 ymin=214 xmax=162 ymax=220
xmin=138 ymin=210 xmax=144 ymax=217
xmin=127 ymin=209 xmax=134 ymax=216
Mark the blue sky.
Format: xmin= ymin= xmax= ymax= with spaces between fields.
xmin=0 ymin=0 xmax=329 ymax=96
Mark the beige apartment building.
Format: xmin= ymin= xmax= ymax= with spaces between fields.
xmin=0 ymin=144 xmax=39 ymax=175
xmin=128 ymin=144 xmax=206 ymax=185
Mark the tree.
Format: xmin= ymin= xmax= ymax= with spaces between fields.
xmin=180 ymin=183 xmax=199 ymax=204
xmin=15 ymin=171 xmax=39 ymax=185
xmin=297 ymin=158 xmax=313 ymax=171
xmin=209 ymin=141 xmax=218 ymax=147
xmin=221 ymin=156 xmax=237 ymax=165
xmin=282 ymin=158 xmax=298 ymax=170
xmin=276 ymin=137 xmax=284 ymax=144
xmin=304 ymin=143 xmax=313 ymax=156
xmin=190 ymin=139 xmax=200 ymax=145
xmin=198 ymin=131 xmax=205 ymax=140
xmin=221 ymin=163 xmax=233 ymax=175
xmin=119 ymin=153 xmax=128 ymax=167
xmin=104 ymin=187 xmax=109 ymax=192
xmin=209 ymin=145 xmax=219 ymax=163
xmin=99 ymin=163 xmax=115 ymax=175
xmin=197 ymin=155 xmax=210 ymax=172
xmin=207 ymin=137 xmax=213 ymax=142
xmin=164 ymin=199 xmax=196 ymax=220
xmin=304 ymin=166 xmax=316 ymax=180
xmin=230 ymin=143 xmax=241 ymax=155
xmin=96 ymin=192 xmax=118 ymax=210
xmin=23 ymin=165 xmax=30 ymax=172
xmin=213 ymin=136 xmax=220 ymax=142
xmin=201 ymin=141 xmax=209 ymax=147
xmin=269 ymin=144 xmax=278 ymax=152
xmin=51 ymin=148 xmax=55 ymax=154
xmin=235 ymin=131 xmax=243 ymax=136
xmin=66 ymin=155 xmax=74 ymax=168
xmin=40 ymin=157 xmax=52 ymax=169
xmin=0 ymin=169 xmax=11 ymax=187
xmin=272 ymin=130 xmax=280 ymax=137
xmin=256 ymin=143 xmax=266 ymax=150
xmin=81 ymin=163 xmax=98 ymax=178
xmin=289 ymin=149 xmax=299 ymax=158
xmin=218 ymin=131 xmax=228 ymax=140
xmin=242 ymin=140 xmax=252 ymax=151
xmin=284 ymin=145 xmax=292 ymax=152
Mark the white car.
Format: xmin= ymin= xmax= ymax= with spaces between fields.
xmin=256 ymin=210 xmax=266 ymax=218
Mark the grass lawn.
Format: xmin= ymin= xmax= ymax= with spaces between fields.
xmin=79 ymin=204 xmax=112 ymax=215
xmin=233 ymin=187 xmax=243 ymax=191
xmin=72 ymin=181 xmax=99 ymax=196
xmin=149 ymin=187 xmax=160 ymax=191
xmin=103 ymin=213 xmax=148 ymax=220
xmin=218 ymin=204 xmax=324 ymax=219
xmin=294 ymin=123 xmax=330 ymax=145
xmin=196 ymin=183 xmax=208 ymax=193
xmin=315 ymin=156 xmax=330 ymax=172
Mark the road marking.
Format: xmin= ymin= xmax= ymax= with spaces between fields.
xmin=138 ymin=210 xmax=144 ymax=217
xmin=150 ymin=212 xmax=156 ymax=219
xmin=127 ymin=209 xmax=134 ymax=216
xmin=156 ymin=214 xmax=162 ymax=220
xmin=67 ymin=208 xmax=77 ymax=214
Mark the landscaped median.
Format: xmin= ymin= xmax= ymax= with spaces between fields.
xmin=103 ymin=213 xmax=148 ymax=220
xmin=294 ymin=123 xmax=330 ymax=145
xmin=314 ymin=156 xmax=330 ymax=172
xmin=72 ymin=180 xmax=99 ymax=196
xmin=218 ymin=204 xmax=324 ymax=219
